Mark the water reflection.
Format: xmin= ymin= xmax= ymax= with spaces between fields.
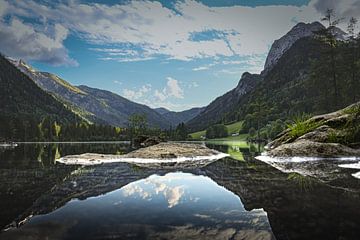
xmin=2 ymin=172 xmax=274 ymax=240
xmin=0 ymin=142 xmax=360 ymax=240
xmin=205 ymin=141 xmax=262 ymax=160
xmin=0 ymin=142 xmax=130 ymax=230
xmin=0 ymin=142 xmax=130 ymax=169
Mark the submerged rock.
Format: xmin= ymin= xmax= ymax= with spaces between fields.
xmin=268 ymin=140 xmax=360 ymax=158
xmin=56 ymin=142 xmax=228 ymax=168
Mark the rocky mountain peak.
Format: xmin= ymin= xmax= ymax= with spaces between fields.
xmin=263 ymin=21 xmax=325 ymax=75
xmin=234 ymin=72 xmax=262 ymax=96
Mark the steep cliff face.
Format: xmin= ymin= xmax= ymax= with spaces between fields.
xmin=263 ymin=22 xmax=325 ymax=74
xmin=187 ymin=72 xmax=262 ymax=131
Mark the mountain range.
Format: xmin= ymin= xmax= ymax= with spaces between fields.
xmin=1 ymin=20 xmax=355 ymax=133
xmin=187 ymin=21 xmax=353 ymax=131
xmin=5 ymin=59 xmax=203 ymax=128
xmin=155 ymin=107 xmax=205 ymax=127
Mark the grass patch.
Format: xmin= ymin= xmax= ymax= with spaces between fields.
xmin=226 ymin=121 xmax=244 ymax=134
xmin=205 ymin=139 xmax=249 ymax=148
xmin=189 ymin=121 xmax=244 ymax=140
xmin=343 ymin=104 xmax=360 ymax=115
xmin=189 ymin=130 xmax=206 ymax=140
xmin=287 ymin=115 xmax=323 ymax=139
xmin=209 ymin=134 xmax=248 ymax=141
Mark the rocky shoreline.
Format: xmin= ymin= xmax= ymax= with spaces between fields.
xmin=56 ymin=142 xmax=228 ymax=168
xmin=266 ymin=102 xmax=360 ymax=158
xmin=258 ymin=102 xmax=360 ymax=180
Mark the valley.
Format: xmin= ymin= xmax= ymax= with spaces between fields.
xmin=1 ymin=2 xmax=360 ymax=239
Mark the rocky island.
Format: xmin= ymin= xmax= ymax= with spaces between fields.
xmin=57 ymin=142 xmax=229 ymax=168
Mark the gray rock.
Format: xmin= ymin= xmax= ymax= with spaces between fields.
xmin=268 ymin=139 xmax=360 ymax=158
xmin=267 ymin=102 xmax=360 ymax=157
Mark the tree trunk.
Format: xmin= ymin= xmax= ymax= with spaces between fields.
xmin=331 ymin=47 xmax=338 ymax=107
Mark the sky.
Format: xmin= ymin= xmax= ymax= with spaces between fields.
xmin=0 ymin=0 xmax=359 ymax=111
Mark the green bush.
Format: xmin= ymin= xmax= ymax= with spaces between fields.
xmin=206 ymin=124 xmax=228 ymax=139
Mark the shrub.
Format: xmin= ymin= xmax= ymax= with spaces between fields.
xmin=206 ymin=124 xmax=228 ymax=139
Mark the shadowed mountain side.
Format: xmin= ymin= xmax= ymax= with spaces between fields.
xmin=77 ymin=85 xmax=171 ymax=128
xmin=0 ymin=55 xmax=79 ymax=123
xmin=188 ymin=72 xmax=262 ymax=131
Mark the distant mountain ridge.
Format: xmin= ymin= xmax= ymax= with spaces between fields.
xmin=155 ymin=107 xmax=205 ymax=126
xmin=154 ymin=108 xmax=171 ymax=115
xmin=8 ymin=58 xmax=204 ymax=128
xmin=7 ymin=58 xmax=172 ymax=127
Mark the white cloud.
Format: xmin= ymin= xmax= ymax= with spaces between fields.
xmin=188 ymin=81 xmax=199 ymax=88
xmin=122 ymin=84 xmax=151 ymax=100
xmin=217 ymin=69 xmax=241 ymax=75
xmin=2 ymin=0 xmax=358 ymax=67
xmin=121 ymin=173 xmax=186 ymax=208
xmin=0 ymin=17 xmax=77 ymax=66
xmin=192 ymin=62 xmax=217 ymax=71
xmin=0 ymin=0 xmax=8 ymax=17
xmin=0 ymin=0 xmax=332 ymax=64
xmin=154 ymin=89 xmax=167 ymax=101
xmin=166 ymin=77 xmax=184 ymax=99
xmin=192 ymin=66 xmax=209 ymax=71
xmin=153 ymin=77 xmax=184 ymax=102
xmin=119 ymin=77 xmax=194 ymax=110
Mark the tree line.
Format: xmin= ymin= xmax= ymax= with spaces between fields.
xmin=0 ymin=115 xmax=125 ymax=142
xmin=0 ymin=114 xmax=191 ymax=142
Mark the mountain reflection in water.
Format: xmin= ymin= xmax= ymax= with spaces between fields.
xmin=0 ymin=142 xmax=360 ymax=240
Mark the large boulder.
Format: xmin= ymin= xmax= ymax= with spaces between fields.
xmin=132 ymin=135 xmax=162 ymax=148
xmin=266 ymin=102 xmax=360 ymax=157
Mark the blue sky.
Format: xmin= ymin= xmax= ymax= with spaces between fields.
xmin=0 ymin=0 xmax=357 ymax=111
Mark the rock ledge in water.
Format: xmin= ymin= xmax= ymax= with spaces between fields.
xmin=56 ymin=142 xmax=228 ymax=167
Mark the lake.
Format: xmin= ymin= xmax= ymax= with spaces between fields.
xmin=0 ymin=142 xmax=359 ymax=240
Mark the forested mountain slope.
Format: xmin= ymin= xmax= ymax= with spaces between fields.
xmin=188 ymin=21 xmax=357 ymax=133
xmin=0 ymin=55 xmax=78 ymax=123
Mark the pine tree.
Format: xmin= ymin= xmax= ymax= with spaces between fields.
xmin=316 ymin=9 xmax=343 ymax=107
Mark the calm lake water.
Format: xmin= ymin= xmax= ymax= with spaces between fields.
xmin=0 ymin=142 xmax=359 ymax=240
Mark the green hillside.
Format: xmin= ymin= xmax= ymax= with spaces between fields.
xmin=189 ymin=120 xmax=244 ymax=140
